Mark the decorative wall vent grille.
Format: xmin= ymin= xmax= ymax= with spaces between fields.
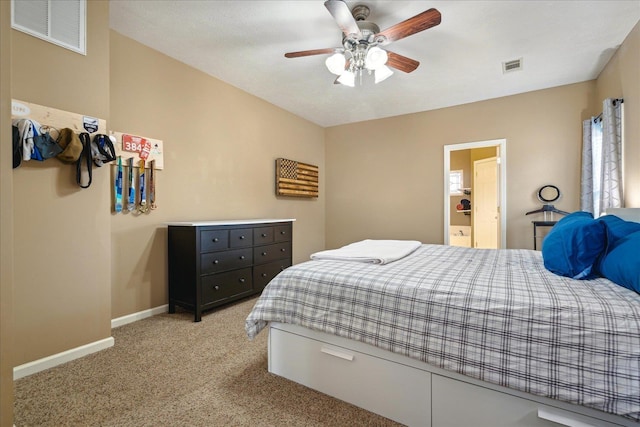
xmin=11 ymin=0 xmax=86 ymax=55
xmin=502 ymin=58 xmax=523 ymax=73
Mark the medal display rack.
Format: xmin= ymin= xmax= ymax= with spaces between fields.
xmin=109 ymin=131 xmax=163 ymax=214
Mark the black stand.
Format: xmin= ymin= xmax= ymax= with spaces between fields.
xmin=526 ymin=205 xmax=569 ymax=250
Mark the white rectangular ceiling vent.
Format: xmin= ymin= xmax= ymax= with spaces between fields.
xmin=502 ymin=58 xmax=523 ymax=73
xmin=11 ymin=0 xmax=86 ymax=55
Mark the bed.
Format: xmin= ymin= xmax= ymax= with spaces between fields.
xmin=245 ymin=213 xmax=640 ymax=427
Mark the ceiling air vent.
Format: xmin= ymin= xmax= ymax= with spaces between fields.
xmin=502 ymin=58 xmax=523 ymax=73
xmin=11 ymin=0 xmax=86 ymax=55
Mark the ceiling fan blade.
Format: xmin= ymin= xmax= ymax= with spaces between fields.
xmin=285 ymin=48 xmax=337 ymax=58
xmin=386 ymin=51 xmax=420 ymax=73
xmin=376 ymin=8 xmax=441 ymax=45
xmin=324 ymin=0 xmax=361 ymax=38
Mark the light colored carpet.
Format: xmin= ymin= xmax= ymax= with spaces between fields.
xmin=14 ymin=296 xmax=402 ymax=426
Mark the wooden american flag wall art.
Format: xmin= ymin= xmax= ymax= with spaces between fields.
xmin=276 ymin=158 xmax=319 ymax=198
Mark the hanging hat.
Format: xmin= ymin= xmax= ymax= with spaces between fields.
xmin=56 ymin=128 xmax=83 ymax=163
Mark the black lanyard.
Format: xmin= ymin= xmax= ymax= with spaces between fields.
xmin=76 ymin=132 xmax=92 ymax=188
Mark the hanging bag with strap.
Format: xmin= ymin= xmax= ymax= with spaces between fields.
xmin=33 ymin=126 xmax=63 ymax=160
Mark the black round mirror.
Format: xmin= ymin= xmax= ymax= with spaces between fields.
xmin=537 ymin=185 xmax=560 ymax=203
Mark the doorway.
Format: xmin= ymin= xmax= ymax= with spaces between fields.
xmin=444 ymin=139 xmax=506 ymax=248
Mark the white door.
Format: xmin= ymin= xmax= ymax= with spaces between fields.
xmin=473 ymin=157 xmax=499 ymax=249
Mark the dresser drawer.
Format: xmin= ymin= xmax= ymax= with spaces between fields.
xmin=253 ymin=259 xmax=292 ymax=290
xmin=230 ymin=228 xmax=253 ymax=248
xmin=200 ymin=230 xmax=229 ymax=252
xmin=201 ymin=268 xmax=252 ymax=304
xmin=254 ymin=226 xmax=274 ymax=245
xmin=274 ymin=224 xmax=292 ymax=242
xmin=254 ymin=242 xmax=290 ymax=264
xmin=200 ymin=248 xmax=252 ymax=274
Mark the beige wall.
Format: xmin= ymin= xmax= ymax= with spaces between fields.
xmin=325 ymin=81 xmax=597 ymax=250
xmin=596 ymin=21 xmax=640 ymax=207
xmin=109 ymin=31 xmax=325 ymax=318
xmin=325 ymin=19 xmax=639 ymax=251
xmin=10 ymin=0 xmax=112 ymax=367
xmin=1 ymin=0 xmax=14 ymax=424
xmin=325 ymin=22 xmax=639 ymax=251
xmin=8 ymin=0 xmax=325 ymax=371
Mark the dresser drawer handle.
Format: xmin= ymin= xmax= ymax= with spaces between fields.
xmin=261 ymin=273 xmax=267 ymax=277
xmin=261 ymin=233 xmax=267 ymax=237
xmin=239 ymin=255 xmax=245 ymax=260
xmin=213 ymin=260 xmax=219 ymax=264
xmin=213 ymin=285 xmax=220 ymax=291
xmin=280 ymin=231 xmax=286 ymax=235
xmin=213 ymin=238 xmax=219 ymax=242
xmin=261 ymin=252 xmax=267 ymax=256
xmin=239 ymin=278 xmax=246 ymax=283
xmin=239 ymin=235 xmax=245 ymax=240
xmin=280 ymin=248 xmax=286 ymax=252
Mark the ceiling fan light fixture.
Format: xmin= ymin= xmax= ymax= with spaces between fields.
xmin=325 ymin=52 xmax=347 ymax=75
xmin=365 ymin=46 xmax=388 ymax=70
xmin=374 ymin=65 xmax=394 ymax=84
xmin=337 ymin=70 xmax=355 ymax=87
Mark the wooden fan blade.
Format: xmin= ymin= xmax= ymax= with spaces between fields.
xmin=386 ymin=51 xmax=420 ymax=73
xmin=324 ymin=0 xmax=361 ymax=38
xmin=285 ymin=48 xmax=337 ymax=58
xmin=376 ymin=8 xmax=441 ymax=45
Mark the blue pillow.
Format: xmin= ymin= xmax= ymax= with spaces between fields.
xmin=542 ymin=211 xmax=606 ymax=279
xmin=599 ymin=230 xmax=640 ymax=293
xmin=594 ymin=215 xmax=640 ymax=274
xmin=598 ymin=214 xmax=640 ymax=246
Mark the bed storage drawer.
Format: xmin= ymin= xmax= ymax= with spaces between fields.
xmin=431 ymin=375 xmax=620 ymax=427
xmin=269 ymin=326 xmax=431 ymax=427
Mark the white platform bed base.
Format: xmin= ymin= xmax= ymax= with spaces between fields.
xmin=268 ymin=322 xmax=637 ymax=427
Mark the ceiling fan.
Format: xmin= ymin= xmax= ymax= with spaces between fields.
xmin=285 ymin=0 xmax=441 ymax=87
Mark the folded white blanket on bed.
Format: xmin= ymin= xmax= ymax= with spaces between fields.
xmin=310 ymin=239 xmax=422 ymax=265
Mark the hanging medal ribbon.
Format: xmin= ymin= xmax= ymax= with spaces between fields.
xmin=115 ymin=156 xmax=123 ymax=213
xmin=127 ymin=157 xmax=136 ymax=212
xmin=150 ymin=159 xmax=157 ymax=210
xmin=138 ymin=159 xmax=149 ymax=213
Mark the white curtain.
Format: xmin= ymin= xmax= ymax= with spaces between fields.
xmin=580 ymin=98 xmax=623 ymax=217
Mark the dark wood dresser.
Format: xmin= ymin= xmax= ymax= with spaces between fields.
xmin=167 ymin=219 xmax=294 ymax=321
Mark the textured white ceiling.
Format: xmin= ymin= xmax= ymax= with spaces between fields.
xmin=109 ymin=1 xmax=640 ymax=127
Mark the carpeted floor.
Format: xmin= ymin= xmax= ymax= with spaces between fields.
xmin=14 ymin=296 xmax=402 ymax=426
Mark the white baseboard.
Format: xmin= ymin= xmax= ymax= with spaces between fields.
xmin=13 ymin=337 xmax=114 ymax=380
xmin=111 ymin=304 xmax=168 ymax=328
xmin=13 ymin=305 xmax=168 ymax=380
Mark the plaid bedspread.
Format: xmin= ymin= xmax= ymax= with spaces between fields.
xmin=245 ymin=244 xmax=640 ymax=422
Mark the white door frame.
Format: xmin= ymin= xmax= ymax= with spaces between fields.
xmin=444 ymin=139 xmax=507 ymax=248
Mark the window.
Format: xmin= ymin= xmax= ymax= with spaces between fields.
xmin=450 ymin=170 xmax=463 ymax=196
xmin=581 ymin=98 xmax=624 ymax=217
